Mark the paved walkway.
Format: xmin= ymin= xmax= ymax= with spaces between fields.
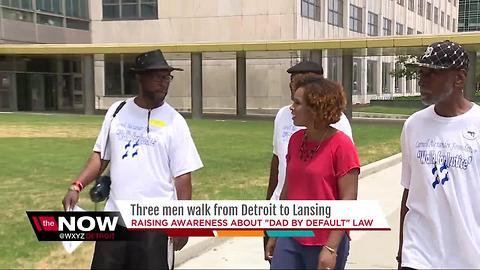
xmin=176 ymin=163 xmax=404 ymax=269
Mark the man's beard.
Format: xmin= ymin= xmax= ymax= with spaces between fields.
xmin=422 ymin=87 xmax=454 ymax=106
xmin=143 ymin=89 xmax=167 ymax=103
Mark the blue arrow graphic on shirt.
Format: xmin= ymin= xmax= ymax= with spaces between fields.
xmin=431 ymin=163 xmax=440 ymax=189
xmin=122 ymin=141 xmax=131 ymax=159
xmin=440 ymin=161 xmax=449 ymax=185
xmin=441 ymin=172 xmax=449 ymax=185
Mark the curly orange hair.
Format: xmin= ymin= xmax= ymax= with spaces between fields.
xmin=296 ymin=76 xmax=346 ymax=125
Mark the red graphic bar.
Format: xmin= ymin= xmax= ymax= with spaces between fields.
xmin=32 ymin=216 xmax=42 ymax=232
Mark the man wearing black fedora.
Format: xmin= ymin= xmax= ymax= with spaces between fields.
xmin=62 ymin=49 xmax=203 ymax=269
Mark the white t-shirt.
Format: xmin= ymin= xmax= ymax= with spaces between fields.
xmin=93 ymin=98 xmax=203 ymax=211
xmin=271 ymin=105 xmax=353 ymax=200
xmin=401 ymin=104 xmax=480 ymax=269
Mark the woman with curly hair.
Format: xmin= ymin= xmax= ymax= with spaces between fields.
xmin=265 ymin=77 xmax=360 ymax=270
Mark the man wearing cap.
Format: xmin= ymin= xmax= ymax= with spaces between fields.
xmin=398 ymin=40 xmax=480 ymax=269
xmin=264 ymin=61 xmax=353 ymax=261
xmin=62 ymin=50 xmax=203 ymax=269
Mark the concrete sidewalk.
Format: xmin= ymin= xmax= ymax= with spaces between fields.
xmin=175 ymin=162 xmax=404 ymax=269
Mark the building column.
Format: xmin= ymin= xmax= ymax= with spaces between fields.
xmin=191 ymin=52 xmax=203 ymax=119
xmin=322 ymin=49 xmax=329 ymax=77
xmin=401 ymin=77 xmax=407 ymax=96
xmin=82 ymin=55 xmax=95 ymax=115
xmin=376 ymin=57 xmax=383 ymax=98
xmin=342 ymin=50 xmax=353 ymax=120
xmin=389 ymin=58 xmax=395 ymax=96
xmin=466 ymin=51 xmax=477 ymax=100
xmin=236 ymin=51 xmax=247 ymax=117
xmin=93 ymin=54 xmax=105 ymax=110
xmin=360 ymin=57 xmax=368 ymax=104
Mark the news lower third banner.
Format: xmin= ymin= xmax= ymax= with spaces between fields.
xmin=27 ymin=200 xmax=390 ymax=241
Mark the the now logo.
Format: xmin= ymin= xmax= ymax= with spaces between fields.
xmin=58 ymin=216 xmax=118 ymax=232
xmin=27 ymin=211 xmax=128 ymax=241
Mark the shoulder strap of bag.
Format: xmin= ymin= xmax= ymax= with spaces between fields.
xmin=102 ymin=100 xmax=126 ymax=159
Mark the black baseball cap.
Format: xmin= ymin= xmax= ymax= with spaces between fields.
xmin=407 ymin=40 xmax=469 ymax=70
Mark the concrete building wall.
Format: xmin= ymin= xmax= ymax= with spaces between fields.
xmin=91 ymin=0 xmax=459 ymax=112
xmin=90 ymin=0 xmax=296 ymax=43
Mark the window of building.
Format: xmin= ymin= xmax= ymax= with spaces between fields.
xmin=1 ymin=0 xmax=33 ymax=9
xmin=367 ymin=60 xmax=376 ymax=94
xmin=418 ymin=0 xmax=424 ymax=16
xmin=37 ymin=13 xmax=63 ymax=26
xmin=328 ymin=57 xmax=340 ymax=83
xmin=441 ymin=11 xmax=445 ymax=26
xmin=328 ymin=0 xmax=343 ymax=27
xmin=434 ymin=6 xmax=438 ymax=23
xmin=383 ymin=17 xmax=392 ymax=35
xmin=382 ymin=62 xmax=391 ymax=94
xmin=301 ymin=0 xmax=321 ymax=21
xmin=1 ymin=0 xmax=34 ymax=22
xmin=36 ymin=0 xmax=63 ymax=15
xmin=103 ymin=0 xmax=158 ymax=20
xmin=105 ymin=54 xmax=139 ymax=96
xmin=407 ymin=27 xmax=414 ymax=34
xmin=453 ymin=18 xmax=456 ymax=31
xmin=417 ymin=30 xmax=423 ymax=34
xmin=406 ymin=78 xmax=412 ymax=93
xmin=426 ymin=2 xmax=432 ymax=20
xmin=408 ymin=0 xmax=414 ymax=11
xmin=395 ymin=63 xmax=401 ymax=93
xmin=349 ymin=4 xmax=362 ymax=33
xmin=458 ymin=0 xmax=479 ymax=31
xmin=447 ymin=14 xmax=450 ymax=30
xmin=1 ymin=0 xmax=89 ymax=28
xmin=368 ymin=11 xmax=378 ymax=36
xmin=397 ymin=0 xmax=405 ymax=6
xmin=396 ymin=22 xmax=404 ymax=35
xmin=65 ymin=0 xmax=88 ymax=19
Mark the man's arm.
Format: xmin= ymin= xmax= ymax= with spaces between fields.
xmin=175 ymin=172 xmax=192 ymax=200
xmin=77 ymin=152 xmax=110 ymax=186
xmin=266 ymin=154 xmax=279 ymax=200
xmin=397 ymin=188 xmax=409 ymax=268
xmin=62 ymin=152 xmax=110 ymax=210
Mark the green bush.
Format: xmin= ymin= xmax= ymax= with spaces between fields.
xmin=392 ymin=96 xmax=421 ymax=101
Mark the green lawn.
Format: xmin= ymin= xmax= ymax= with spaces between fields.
xmin=0 ymin=113 xmax=403 ymax=268
xmin=353 ymin=105 xmax=422 ymax=115
xmin=353 ymin=103 xmax=480 ymax=116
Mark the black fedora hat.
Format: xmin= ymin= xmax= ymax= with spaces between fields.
xmin=131 ymin=49 xmax=184 ymax=73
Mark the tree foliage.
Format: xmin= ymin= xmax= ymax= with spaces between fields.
xmin=389 ymin=55 xmax=419 ymax=80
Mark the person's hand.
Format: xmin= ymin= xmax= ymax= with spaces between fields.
xmin=173 ymin=236 xmax=189 ymax=251
xmin=317 ymin=247 xmax=336 ymax=270
xmin=62 ymin=190 xmax=79 ymax=211
xmin=265 ymin=237 xmax=277 ymax=261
